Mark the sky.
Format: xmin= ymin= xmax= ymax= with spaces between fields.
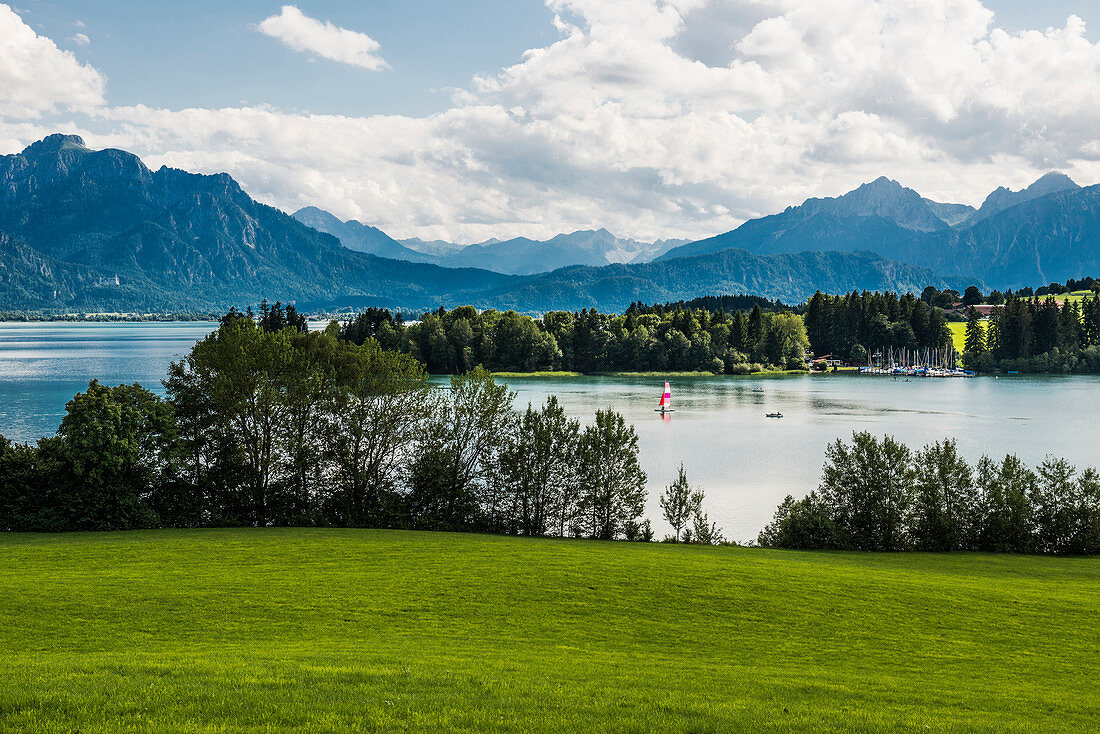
xmin=2 ymin=0 xmax=1099 ymax=243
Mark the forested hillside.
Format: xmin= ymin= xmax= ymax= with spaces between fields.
xmin=473 ymin=249 xmax=957 ymax=311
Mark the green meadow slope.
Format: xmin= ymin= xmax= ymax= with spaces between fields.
xmin=0 ymin=529 xmax=1096 ymax=732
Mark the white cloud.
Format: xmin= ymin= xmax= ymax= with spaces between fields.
xmin=0 ymin=1 xmax=1099 ymax=243
xmin=256 ymin=5 xmax=388 ymax=71
xmin=0 ymin=4 xmax=103 ymax=118
xmin=68 ymin=32 xmax=90 ymax=46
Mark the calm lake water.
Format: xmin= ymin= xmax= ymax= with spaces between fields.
xmin=3 ymin=321 xmax=1100 ymax=541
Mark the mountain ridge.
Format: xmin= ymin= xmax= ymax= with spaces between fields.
xmin=969 ymin=171 xmax=1080 ymax=224
xmin=0 ymin=135 xmax=510 ymax=311
xmin=466 ymin=248 xmax=966 ymax=313
xmin=294 ymin=207 xmax=687 ymax=275
xmin=657 ymin=173 xmax=1097 ymax=288
xmin=4 ymin=134 xmax=1089 ymax=315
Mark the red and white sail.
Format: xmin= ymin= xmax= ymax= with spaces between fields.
xmin=658 ymin=380 xmax=671 ymax=409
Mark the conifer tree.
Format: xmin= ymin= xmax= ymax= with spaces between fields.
xmin=964 ymin=307 xmax=986 ymax=356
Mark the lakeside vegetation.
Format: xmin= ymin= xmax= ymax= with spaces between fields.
xmin=947 ymin=320 xmax=976 ymax=352
xmin=0 ymin=314 xmax=662 ymax=541
xmin=1 ymin=529 xmax=1096 ymax=732
xmin=962 ymin=293 xmax=1100 ymax=373
xmin=801 ymin=289 xmax=954 ymax=363
xmin=755 ymin=283 xmax=1100 ymax=374
xmin=760 ymin=432 xmax=1100 ymax=555
xmin=3 ymin=308 xmax=1097 ymax=556
xmin=341 ymin=303 xmax=810 ymax=375
xmin=363 ymin=283 xmax=1100 ymax=376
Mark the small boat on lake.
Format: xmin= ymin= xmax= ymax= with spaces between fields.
xmin=766 ymin=412 xmax=783 ymax=418
xmin=752 ymin=387 xmax=765 ymax=393
xmin=655 ymin=380 xmax=674 ymax=413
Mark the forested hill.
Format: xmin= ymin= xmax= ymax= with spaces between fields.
xmin=0 ymin=134 xmax=509 ymax=312
xmin=471 ymin=249 xmax=961 ymax=312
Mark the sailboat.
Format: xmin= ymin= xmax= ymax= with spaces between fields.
xmin=655 ymin=381 xmax=674 ymax=413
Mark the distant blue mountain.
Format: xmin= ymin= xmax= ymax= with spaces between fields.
xmin=296 ymin=207 xmax=687 ymax=275
xmin=967 ymin=172 xmax=1079 ymax=224
xmin=658 ymin=174 xmax=1097 ymax=288
xmin=470 ymin=248 xmax=963 ymax=313
xmin=427 ymin=228 xmax=687 ymax=275
xmin=6 ymin=133 xmax=1080 ymax=315
xmin=291 ymin=206 xmax=434 ymax=263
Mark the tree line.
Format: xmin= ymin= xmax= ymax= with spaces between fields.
xmin=0 ymin=316 xmax=657 ymax=539
xmin=624 ymin=294 xmax=788 ymax=315
xmin=759 ymin=432 xmax=1100 ymax=555
xmin=341 ymin=305 xmax=810 ymax=375
xmin=802 ymin=290 xmax=954 ymax=363
xmin=964 ymin=294 xmax=1100 ymax=373
xmin=958 ymin=279 xmax=1099 ymax=307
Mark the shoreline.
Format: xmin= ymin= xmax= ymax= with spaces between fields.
xmin=491 ymin=369 xmax=811 ymax=378
xmin=0 ymin=315 xmax=219 ymax=323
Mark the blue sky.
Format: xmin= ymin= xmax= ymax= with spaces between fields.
xmin=21 ymin=1 xmax=558 ymax=116
xmin=21 ymin=0 xmax=1097 ymax=116
xmin=3 ymin=1 xmax=1099 ymax=242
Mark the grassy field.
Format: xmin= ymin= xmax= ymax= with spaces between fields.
xmin=948 ymin=321 xmax=968 ymax=352
xmin=1060 ymin=291 xmax=1094 ymax=304
xmin=948 ymin=320 xmax=990 ymax=353
xmin=1 ymin=530 xmax=1096 ymax=733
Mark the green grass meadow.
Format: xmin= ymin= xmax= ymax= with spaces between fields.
xmin=948 ymin=321 xmax=968 ymax=352
xmin=1061 ymin=291 xmax=1093 ymax=304
xmin=948 ymin=321 xmax=989 ymax=353
xmin=1 ymin=529 xmax=1096 ymax=732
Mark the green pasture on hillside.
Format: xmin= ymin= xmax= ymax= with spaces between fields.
xmin=949 ymin=321 xmax=969 ymax=352
xmin=0 ymin=529 xmax=1096 ymax=732
xmin=1061 ymin=291 xmax=1093 ymax=303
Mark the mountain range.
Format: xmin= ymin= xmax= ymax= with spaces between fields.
xmin=465 ymin=249 xmax=953 ymax=313
xmin=292 ymin=206 xmax=686 ymax=275
xmin=656 ymin=173 xmax=1095 ymax=288
xmin=0 ymin=135 xmax=508 ymax=312
xmin=0 ymin=133 xmax=1096 ymax=315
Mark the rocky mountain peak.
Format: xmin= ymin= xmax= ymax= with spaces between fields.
xmin=1026 ymin=172 xmax=1079 ymax=196
xmin=817 ymin=176 xmax=948 ymax=232
xmin=20 ymin=134 xmax=89 ymax=159
xmin=971 ymin=171 xmax=1081 ymax=224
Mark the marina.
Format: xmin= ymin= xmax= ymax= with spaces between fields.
xmin=858 ymin=345 xmax=974 ymax=378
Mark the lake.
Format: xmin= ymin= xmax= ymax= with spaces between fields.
xmin=3 ymin=321 xmax=1099 ymax=541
